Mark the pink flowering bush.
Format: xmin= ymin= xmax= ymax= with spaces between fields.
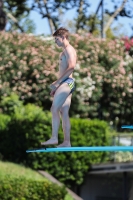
xmin=1 ymin=32 xmax=133 ymax=128
xmin=123 ymin=37 xmax=133 ymax=56
xmin=0 ymin=32 xmax=59 ymax=108
xmin=71 ymin=34 xmax=133 ymax=128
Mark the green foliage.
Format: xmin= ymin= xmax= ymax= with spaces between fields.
xmin=0 ymin=177 xmax=67 ymax=200
xmin=7 ymin=12 xmax=36 ymax=33
xmin=0 ymin=93 xmax=23 ymax=115
xmin=4 ymin=0 xmax=29 ymax=18
xmin=65 ymin=194 xmax=74 ymax=200
xmin=0 ymin=160 xmax=67 ymax=200
xmin=0 ymin=95 xmax=110 ymax=188
xmin=0 ymin=114 xmax=11 ymax=131
xmin=20 ymin=15 xmax=36 ymax=34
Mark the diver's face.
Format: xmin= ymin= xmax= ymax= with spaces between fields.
xmin=54 ymin=36 xmax=64 ymax=47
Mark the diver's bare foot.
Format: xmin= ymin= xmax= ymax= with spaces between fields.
xmin=41 ymin=138 xmax=58 ymax=145
xmin=57 ymin=141 xmax=71 ymax=147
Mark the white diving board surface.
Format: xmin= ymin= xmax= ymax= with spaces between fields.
xmin=26 ymin=146 xmax=133 ymax=153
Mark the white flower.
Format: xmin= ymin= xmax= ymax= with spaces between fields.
xmin=115 ymin=152 xmax=133 ymax=162
xmin=75 ymin=63 xmax=80 ymax=69
xmin=74 ymin=72 xmax=79 ymax=76
xmin=75 ymin=75 xmax=95 ymax=102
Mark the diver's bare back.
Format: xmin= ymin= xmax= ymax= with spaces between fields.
xmin=59 ymin=45 xmax=77 ymax=79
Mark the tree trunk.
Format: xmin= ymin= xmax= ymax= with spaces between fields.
xmin=43 ymin=0 xmax=55 ymax=34
xmin=7 ymin=12 xmax=24 ymax=32
xmin=0 ymin=0 xmax=6 ymax=31
xmin=103 ymin=0 xmax=128 ymax=36
xmin=76 ymin=0 xmax=84 ymax=32
xmin=101 ymin=0 xmax=104 ymax=38
xmin=90 ymin=0 xmax=102 ymax=36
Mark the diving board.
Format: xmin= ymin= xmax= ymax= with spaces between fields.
xmin=26 ymin=146 xmax=133 ymax=153
xmin=121 ymin=125 xmax=133 ymax=129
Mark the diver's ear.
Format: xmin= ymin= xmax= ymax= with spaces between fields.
xmin=62 ymin=36 xmax=65 ymax=40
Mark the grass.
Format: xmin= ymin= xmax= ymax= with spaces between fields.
xmin=0 ymin=161 xmax=74 ymax=200
xmin=0 ymin=161 xmax=47 ymax=180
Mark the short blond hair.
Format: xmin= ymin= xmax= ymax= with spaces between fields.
xmin=53 ymin=27 xmax=69 ymax=39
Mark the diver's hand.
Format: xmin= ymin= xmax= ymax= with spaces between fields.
xmin=50 ymin=90 xmax=56 ymax=96
xmin=49 ymin=81 xmax=60 ymax=90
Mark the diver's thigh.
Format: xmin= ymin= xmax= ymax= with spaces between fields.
xmin=60 ymin=95 xmax=72 ymax=118
xmin=52 ymin=83 xmax=71 ymax=110
xmin=61 ymin=94 xmax=72 ymax=112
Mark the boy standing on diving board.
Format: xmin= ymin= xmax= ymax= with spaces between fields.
xmin=41 ymin=27 xmax=77 ymax=147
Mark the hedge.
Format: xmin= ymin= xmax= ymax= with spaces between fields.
xmin=0 ymin=177 xmax=67 ymax=200
xmin=0 ymin=94 xmax=110 ymax=189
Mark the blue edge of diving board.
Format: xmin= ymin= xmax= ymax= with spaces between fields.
xmin=26 ymin=125 xmax=133 ymax=153
xmin=26 ymin=146 xmax=133 ymax=153
xmin=121 ymin=125 xmax=133 ymax=129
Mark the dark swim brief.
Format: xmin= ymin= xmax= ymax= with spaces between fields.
xmin=61 ymin=78 xmax=75 ymax=94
